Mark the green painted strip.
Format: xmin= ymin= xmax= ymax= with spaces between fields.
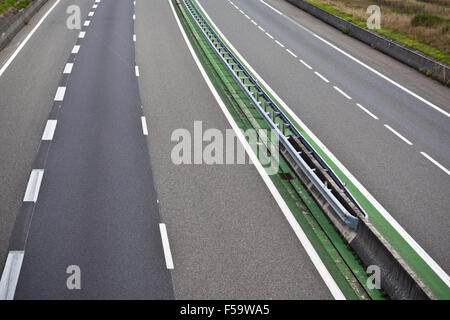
xmin=189 ymin=0 xmax=450 ymax=299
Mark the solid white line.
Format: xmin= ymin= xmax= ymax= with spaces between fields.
xmin=42 ymin=120 xmax=57 ymax=141
xmin=333 ymin=86 xmax=352 ymax=99
xmin=356 ymin=103 xmax=378 ymax=120
xmin=258 ymin=26 xmax=265 ymax=32
xmin=63 ymin=63 xmax=73 ymax=74
xmin=259 ymin=0 xmax=283 ymax=15
xmin=275 ymin=40 xmax=284 ymax=48
xmin=170 ymin=0 xmax=345 ymax=300
xmin=286 ymin=49 xmax=297 ymax=58
xmin=23 ymin=169 xmax=44 ymax=202
xmin=78 ymin=31 xmax=85 ymax=38
xmin=84 ymin=20 xmax=90 ymax=27
xmin=0 ymin=251 xmax=24 ymax=300
xmin=141 ymin=116 xmax=148 ymax=135
xmin=420 ymin=152 xmax=450 ymax=176
xmin=312 ymin=34 xmax=450 ymax=118
xmin=384 ymin=124 xmax=413 ymax=146
xmin=265 ymin=32 xmax=274 ymax=40
xmin=195 ymin=0 xmax=450 ymax=287
xmin=314 ymin=71 xmax=329 ymax=83
xmin=299 ymin=59 xmax=312 ymax=69
xmin=159 ymin=224 xmax=174 ymax=269
xmin=71 ymin=45 xmax=80 ymax=54
xmin=0 ymin=0 xmax=61 ymax=77
xmin=54 ymin=86 xmax=66 ymax=101
xmin=135 ymin=65 xmax=140 ymax=77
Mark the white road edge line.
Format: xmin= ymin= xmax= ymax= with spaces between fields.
xmin=265 ymin=32 xmax=274 ymax=40
xmin=141 ymin=116 xmax=148 ymax=135
xmin=135 ymin=65 xmax=140 ymax=77
xmin=333 ymin=86 xmax=352 ymax=99
xmin=259 ymin=0 xmax=283 ymax=15
xmin=251 ymin=19 xmax=257 ymax=26
xmin=356 ymin=103 xmax=378 ymax=120
xmin=23 ymin=169 xmax=44 ymax=202
xmin=258 ymin=26 xmax=265 ymax=32
xmin=159 ymin=223 xmax=174 ymax=269
xmin=384 ymin=124 xmax=413 ymax=146
xmin=420 ymin=152 xmax=450 ymax=176
xmin=170 ymin=0 xmax=345 ymax=300
xmin=0 ymin=0 xmax=61 ymax=77
xmin=195 ymin=0 xmax=450 ymax=287
xmin=42 ymin=119 xmax=57 ymax=141
xmin=286 ymin=49 xmax=297 ymax=58
xmin=314 ymin=71 xmax=329 ymax=83
xmin=0 ymin=251 xmax=24 ymax=300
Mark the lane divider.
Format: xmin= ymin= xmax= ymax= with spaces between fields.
xmin=200 ymin=0 xmax=450 ymax=292
xmin=170 ymin=0 xmax=345 ymax=299
xmin=333 ymin=86 xmax=352 ymax=100
xmin=226 ymin=0 xmax=449 ymax=181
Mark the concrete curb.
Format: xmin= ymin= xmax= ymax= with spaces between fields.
xmin=0 ymin=0 xmax=49 ymax=52
xmin=286 ymin=0 xmax=450 ymax=84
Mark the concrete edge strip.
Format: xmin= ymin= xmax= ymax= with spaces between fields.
xmin=170 ymin=0 xmax=345 ymax=300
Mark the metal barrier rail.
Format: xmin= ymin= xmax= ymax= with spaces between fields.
xmin=182 ymin=0 xmax=364 ymax=229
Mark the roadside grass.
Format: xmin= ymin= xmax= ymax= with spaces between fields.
xmin=0 ymin=0 xmax=32 ymax=15
xmin=305 ymin=0 xmax=450 ymax=65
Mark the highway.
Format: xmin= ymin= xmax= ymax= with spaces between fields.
xmin=0 ymin=0 xmax=448 ymax=299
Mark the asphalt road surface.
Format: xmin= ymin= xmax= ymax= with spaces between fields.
xmin=0 ymin=0 xmax=335 ymax=299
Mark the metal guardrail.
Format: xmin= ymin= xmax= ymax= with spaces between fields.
xmin=183 ymin=0 xmax=366 ymax=230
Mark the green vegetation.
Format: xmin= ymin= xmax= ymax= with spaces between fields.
xmin=0 ymin=0 xmax=32 ymax=15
